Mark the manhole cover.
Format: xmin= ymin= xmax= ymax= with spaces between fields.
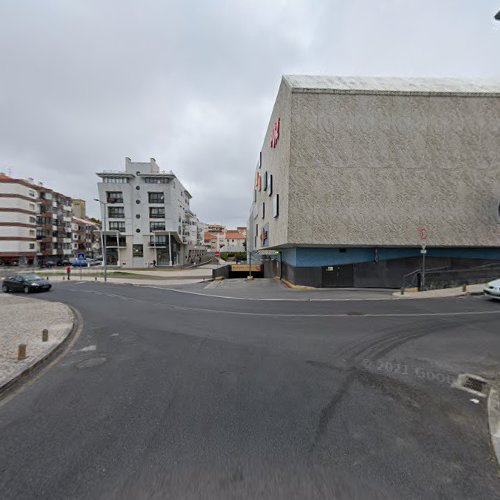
xmin=77 ymin=357 xmax=107 ymax=369
xmin=454 ymin=373 xmax=488 ymax=397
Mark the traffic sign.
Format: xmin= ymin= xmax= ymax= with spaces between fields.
xmin=77 ymin=252 xmax=85 ymax=260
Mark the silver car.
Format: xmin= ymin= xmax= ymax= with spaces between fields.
xmin=483 ymin=279 xmax=500 ymax=300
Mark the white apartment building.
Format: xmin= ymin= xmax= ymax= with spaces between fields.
xmin=0 ymin=173 xmax=39 ymax=265
xmin=97 ymin=158 xmax=204 ymax=267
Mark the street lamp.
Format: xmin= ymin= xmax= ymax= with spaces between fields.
xmin=94 ymin=198 xmax=108 ymax=283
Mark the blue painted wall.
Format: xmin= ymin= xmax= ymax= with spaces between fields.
xmin=280 ymin=247 xmax=500 ymax=267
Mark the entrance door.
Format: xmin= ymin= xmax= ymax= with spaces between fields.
xmin=322 ymin=264 xmax=354 ymax=287
xmin=157 ymin=248 xmax=170 ymax=266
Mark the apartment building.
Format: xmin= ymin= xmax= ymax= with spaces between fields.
xmin=71 ymin=217 xmax=100 ymax=258
xmin=71 ymin=199 xmax=86 ymax=218
xmin=0 ymin=173 xmax=39 ymax=265
xmin=96 ymin=157 xmax=204 ymax=267
xmin=37 ymin=185 xmax=73 ymax=264
xmin=249 ymin=75 xmax=500 ymax=287
xmin=0 ymin=173 xmax=76 ymax=266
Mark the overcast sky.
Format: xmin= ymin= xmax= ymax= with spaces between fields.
xmin=0 ymin=0 xmax=499 ymax=225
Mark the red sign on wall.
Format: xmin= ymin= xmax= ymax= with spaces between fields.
xmin=270 ymin=117 xmax=280 ymax=148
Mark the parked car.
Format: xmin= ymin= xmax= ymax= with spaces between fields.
xmin=483 ymin=279 xmax=500 ymax=300
xmin=40 ymin=260 xmax=57 ymax=268
xmin=88 ymin=259 xmax=102 ymax=266
xmin=58 ymin=259 xmax=71 ymax=266
xmin=71 ymin=259 xmax=89 ymax=268
xmin=2 ymin=274 xmax=52 ymax=293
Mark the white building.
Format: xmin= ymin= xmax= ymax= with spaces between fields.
xmin=97 ymin=158 xmax=204 ymax=267
xmin=0 ymin=173 xmax=39 ymax=265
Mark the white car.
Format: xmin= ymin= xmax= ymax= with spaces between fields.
xmin=483 ymin=279 xmax=500 ymax=300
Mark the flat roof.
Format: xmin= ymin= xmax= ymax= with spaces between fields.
xmin=283 ymin=75 xmax=500 ymax=96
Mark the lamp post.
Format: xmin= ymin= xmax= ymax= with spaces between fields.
xmin=94 ymin=198 xmax=108 ymax=283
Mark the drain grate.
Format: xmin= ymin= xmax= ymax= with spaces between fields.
xmin=455 ymin=373 xmax=488 ymax=397
xmin=463 ymin=376 xmax=487 ymax=394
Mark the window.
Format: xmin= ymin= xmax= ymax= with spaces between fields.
xmin=150 ymin=235 xmax=167 ymax=246
xmin=255 ymin=224 xmax=258 ymax=247
xmin=29 ymin=203 xmax=35 ymax=210
xmin=150 ymin=222 xmax=165 ymax=231
xmin=29 ymin=243 xmax=35 ymax=249
xmin=262 ymin=202 xmax=265 ymax=219
xmin=144 ymin=177 xmax=169 ymax=184
xmin=103 ymin=177 xmax=129 ymax=183
xmin=136 ymin=199 xmax=141 ymax=204
xmin=133 ymin=244 xmax=143 ymax=257
xmin=273 ymin=194 xmax=279 ymax=218
xmin=29 ymin=190 xmax=35 ymax=197
xmin=136 ymin=214 xmax=140 ymax=219
xmin=149 ymin=207 xmax=165 ymax=218
xmin=106 ymin=191 xmax=123 ymax=203
xmin=29 ymin=230 xmax=35 ymax=235
xmin=268 ymin=175 xmax=273 ymax=196
xmin=108 ymin=206 xmax=124 ymax=218
xmin=263 ymin=171 xmax=268 ymax=191
xmin=136 ymin=186 xmax=140 ymax=190
xmin=109 ymin=221 xmax=125 ymax=232
xmin=148 ymin=192 xmax=164 ymax=203
xmin=29 ymin=216 xmax=36 ymax=224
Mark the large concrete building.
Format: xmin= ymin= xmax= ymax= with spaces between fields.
xmin=97 ymin=158 xmax=205 ymax=267
xmin=248 ymin=75 xmax=500 ymax=287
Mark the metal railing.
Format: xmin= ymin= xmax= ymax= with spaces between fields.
xmin=400 ymin=262 xmax=500 ymax=294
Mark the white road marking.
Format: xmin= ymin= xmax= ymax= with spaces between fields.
xmin=142 ymin=285 xmax=397 ymax=302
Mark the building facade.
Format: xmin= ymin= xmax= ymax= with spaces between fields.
xmin=97 ymin=158 xmax=203 ymax=267
xmin=0 ymin=174 xmax=39 ymax=265
xmin=248 ymin=75 xmax=500 ymax=287
xmin=204 ymin=226 xmax=247 ymax=253
xmin=71 ymin=217 xmax=100 ymax=258
xmin=71 ymin=199 xmax=86 ymax=218
xmin=37 ymin=185 xmax=73 ymax=264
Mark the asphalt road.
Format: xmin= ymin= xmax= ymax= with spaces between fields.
xmin=1 ymin=281 xmax=500 ymax=499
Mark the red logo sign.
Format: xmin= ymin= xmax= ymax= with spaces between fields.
xmin=270 ymin=117 xmax=280 ymax=148
xmin=419 ymin=228 xmax=428 ymax=240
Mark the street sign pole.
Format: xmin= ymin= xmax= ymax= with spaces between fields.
xmin=419 ymin=228 xmax=428 ymax=291
xmin=421 ymin=244 xmax=427 ymax=291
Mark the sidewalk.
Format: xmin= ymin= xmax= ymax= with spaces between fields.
xmin=49 ymin=276 xmax=205 ymax=286
xmin=0 ymin=294 xmax=74 ymax=391
xmin=393 ymin=283 xmax=486 ymax=299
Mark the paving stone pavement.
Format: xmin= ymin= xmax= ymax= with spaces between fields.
xmin=0 ymin=293 xmax=74 ymax=389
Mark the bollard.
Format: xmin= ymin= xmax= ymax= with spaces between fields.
xmin=18 ymin=344 xmax=27 ymax=360
xmin=42 ymin=329 xmax=49 ymax=342
xmin=462 ymin=284 xmax=467 ymax=292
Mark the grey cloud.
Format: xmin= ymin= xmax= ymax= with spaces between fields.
xmin=0 ymin=0 xmax=498 ymax=223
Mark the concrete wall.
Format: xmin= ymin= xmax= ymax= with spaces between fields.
xmin=287 ymin=89 xmax=500 ymax=247
xmin=252 ymin=80 xmax=292 ymax=250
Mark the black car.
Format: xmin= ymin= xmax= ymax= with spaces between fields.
xmin=2 ymin=274 xmax=52 ymax=294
